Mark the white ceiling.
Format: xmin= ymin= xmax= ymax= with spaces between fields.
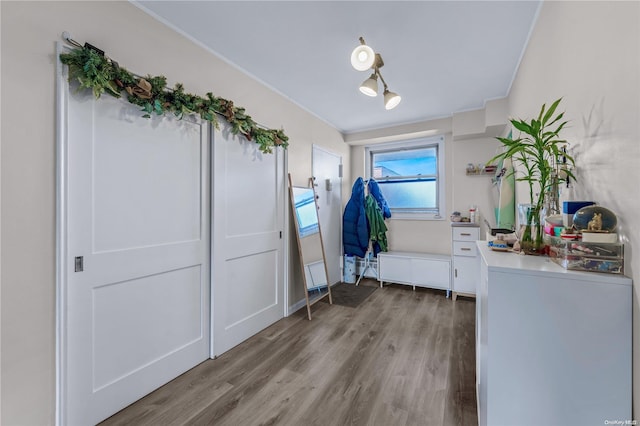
xmin=135 ymin=1 xmax=541 ymax=135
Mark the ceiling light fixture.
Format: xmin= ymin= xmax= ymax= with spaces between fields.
xmin=359 ymin=73 xmax=378 ymax=97
xmin=351 ymin=37 xmax=401 ymax=110
xmin=350 ymin=37 xmax=375 ymax=71
xmin=383 ymin=89 xmax=402 ymax=110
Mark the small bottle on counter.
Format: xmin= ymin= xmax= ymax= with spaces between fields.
xmin=469 ymin=206 xmax=477 ymax=223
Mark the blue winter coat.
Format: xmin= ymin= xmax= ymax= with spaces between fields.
xmin=367 ymin=178 xmax=392 ymax=219
xmin=343 ymin=178 xmax=369 ymax=258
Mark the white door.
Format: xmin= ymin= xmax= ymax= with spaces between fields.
xmin=59 ymin=79 xmax=211 ymax=423
xmin=212 ymin=126 xmax=285 ymax=356
xmin=312 ymin=145 xmax=342 ymax=285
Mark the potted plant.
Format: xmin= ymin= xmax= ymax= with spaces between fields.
xmin=488 ymin=98 xmax=575 ymax=254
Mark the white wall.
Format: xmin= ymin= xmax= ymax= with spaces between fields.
xmin=451 ymin=136 xmax=502 ymax=237
xmin=508 ymin=0 xmax=640 ymax=416
xmin=350 ymin=130 xmax=452 ymax=255
xmin=0 ymin=2 xmax=348 ymax=424
xmin=350 ymin=120 xmax=502 ymax=255
xmin=386 ymin=132 xmax=454 ymax=255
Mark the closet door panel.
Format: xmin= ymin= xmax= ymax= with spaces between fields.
xmin=61 ymin=81 xmax=210 ymax=426
xmin=211 ymin=125 xmax=285 ymax=356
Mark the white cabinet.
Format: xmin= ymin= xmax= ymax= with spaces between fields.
xmin=476 ymin=243 xmax=632 ymax=426
xmin=378 ymin=251 xmax=451 ymax=295
xmin=451 ymin=224 xmax=480 ymax=300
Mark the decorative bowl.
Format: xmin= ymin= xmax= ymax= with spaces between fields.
xmin=545 ymin=214 xmax=563 ymax=227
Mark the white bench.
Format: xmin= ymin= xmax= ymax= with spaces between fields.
xmin=377 ymin=251 xmax=451 ymax=297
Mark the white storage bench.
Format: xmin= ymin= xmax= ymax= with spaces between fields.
xmin=377 ymin=251 xmax=451 ymax=297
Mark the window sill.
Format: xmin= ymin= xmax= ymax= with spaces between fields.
xmin=389 ymin=212 xmax=445 ymax=221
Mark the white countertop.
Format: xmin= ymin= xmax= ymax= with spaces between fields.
xmin=476 ymin=242 xmax=632 ymax=286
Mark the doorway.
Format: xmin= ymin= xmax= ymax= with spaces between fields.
xmin=312 ymin=145 xmax=343 ymax=285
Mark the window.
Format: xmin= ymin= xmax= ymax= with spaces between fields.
xmin=366 ymin=136 xmax=445 ymax=219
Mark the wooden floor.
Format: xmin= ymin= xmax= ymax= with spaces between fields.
xmin=101 ymin=280 xmax=477 ymax=426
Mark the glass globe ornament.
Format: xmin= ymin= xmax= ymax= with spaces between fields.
xmin=573 ymin=205 xmax=617 ymax=232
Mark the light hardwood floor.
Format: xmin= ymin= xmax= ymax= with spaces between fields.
xmin=100 ymin=280 xmax=477 ymax=426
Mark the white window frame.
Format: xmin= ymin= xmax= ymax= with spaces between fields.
xmin=365 ymin=136 xmax=445 ymax=221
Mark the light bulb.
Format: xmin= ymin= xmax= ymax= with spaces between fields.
xmin=351 ymin=43 xmax=375 ymax=71
xmin=384 ymin=89 xmax=401 ymax=110
xmin=359 ymin=74 xmax=378 ymax=97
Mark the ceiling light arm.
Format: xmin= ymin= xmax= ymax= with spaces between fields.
xmin=376 ymin=68 xmax=389 ymax=91
xmin=372 ymin=52 xmax=386 ymax=87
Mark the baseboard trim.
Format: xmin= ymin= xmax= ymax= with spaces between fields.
xmin=287 ymin=298 xmax=307 ymax=316
xmin=287 ymin=282 xmax=342 ymax=316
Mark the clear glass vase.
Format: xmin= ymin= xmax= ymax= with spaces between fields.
xmin=520 ymin=204 xmax=545 ymax=255
xmin=517 ymin=203 xmax=531 ymax=240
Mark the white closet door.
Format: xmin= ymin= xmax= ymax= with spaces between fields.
xmin=211 ymin=126 xmax=285 ymax=356
xmin=61 ymin=85 xmax=210 ymax=425
xmin=312 ymin=145 xmax=342 ymax=285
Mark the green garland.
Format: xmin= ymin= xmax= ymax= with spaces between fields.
xmin=59 ymin=46 xmax=288 ymax=154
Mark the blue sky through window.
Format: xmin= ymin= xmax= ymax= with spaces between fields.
xmin=371 ymin=146 xmax=439 ymax=211
xmin=372 ymin=147 xmax=437 ymax=178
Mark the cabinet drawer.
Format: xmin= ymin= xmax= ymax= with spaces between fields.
xmin=452 ymin=227 xmax=480 ymax=241
xmin=453 ymin=241 xmax=477 ymax=257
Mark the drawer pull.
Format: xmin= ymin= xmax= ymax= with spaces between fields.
xmin=460 ymin=233 xmax=471 ymax=236
xmin=461 ymin=248 xmax=472 ymax=251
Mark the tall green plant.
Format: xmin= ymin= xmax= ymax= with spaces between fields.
xmin=489 ymin=98 xmax=576 ymax=252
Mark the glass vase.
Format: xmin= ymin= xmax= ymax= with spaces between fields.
xmin=520 ymin=204 xmax=545 ymax=255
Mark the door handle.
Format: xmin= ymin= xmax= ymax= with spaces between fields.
xmin=461 ymin=248 xmax=471 ymax=251
xmin=74 ymin=256 xmax=84 ymax=272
